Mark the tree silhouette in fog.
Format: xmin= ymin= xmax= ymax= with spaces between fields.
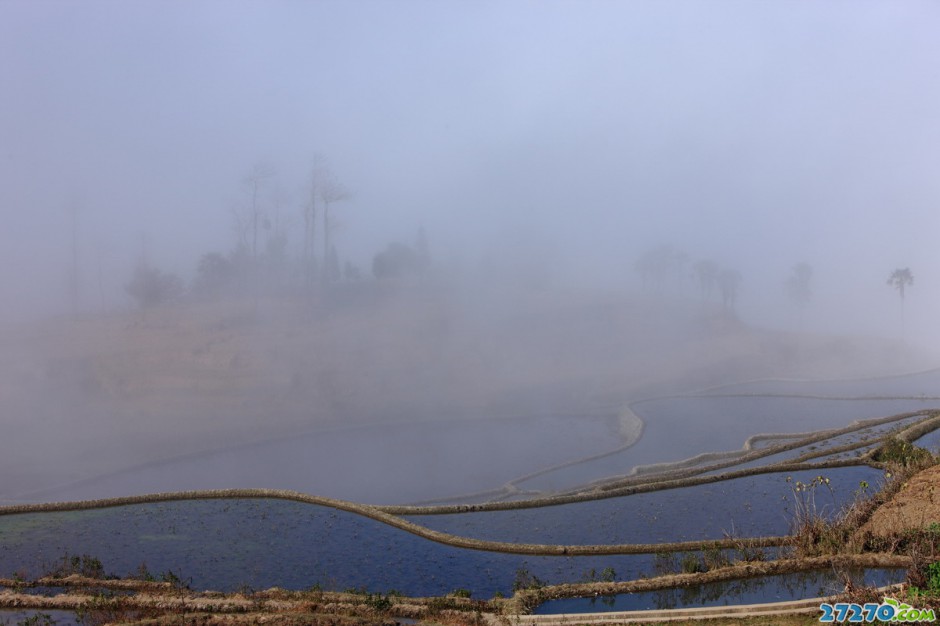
xmin=693 ymin=259 xmax=719 ymax=302
xmin=786 ymin=262 xmax=813 ymax=308
xmin=718 ymin=268 xmax=741 ymax=312
xmin=635 ymin=244 xmax=687 ymax=293
xmin=887 ymin=267 xmax=914 ymax=324
xmin=192 ymin=252 xmax=236 ymax=297
xmin=372 ymin=242 xmax=422 ymax=279
xmin=887 ymin=267 xmax=913 ymax=300
xmin=126 ymin=264 xmax=182 ymax=308
xmin=320 ymin=173 xmax=350 ymax=284
xmin=240 ymin=162 xmax=276 ymax=261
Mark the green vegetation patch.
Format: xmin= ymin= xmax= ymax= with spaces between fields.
xmin=871 ymin=439 xmax=934 ymax=468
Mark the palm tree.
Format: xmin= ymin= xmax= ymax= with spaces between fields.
xmin=887 ymin=267 xmax=914 ymax=323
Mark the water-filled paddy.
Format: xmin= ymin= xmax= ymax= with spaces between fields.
xmin=695 ymin=416 xmax=927 ymax=475
xmin=912 ymin=428 xmax=940 ymax=454
xmin=0 ymin=498 xmax=663 ymax=597
xmin=630 ymin=396 xmax=932 ymax=469
xmin=13 ymin=413 xmax=619 ymax=505
xmin=12 ymin=374 xmax=939 ymax=510
xmin=706 ymin=369 xmax=940 ymax=399
xmin=3 ymin=373 xmax=939 ymax=607
xmin=533 ymin=568 xmax=906 ymax=613
xmin=0 ymin=466 xmax=886 ymax=598
xmin=0 ymin=610 xmax=80 ymax=626
xmin=513 ymin=399 xmax=929 ymax=494
xmin=407 ymin=466 xmax=885 ymax=545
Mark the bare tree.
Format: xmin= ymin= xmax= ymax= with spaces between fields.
xmin=320 ymin=173 xmax=349 ymax=283
xmin=304 ymin=156 xmax=328 ymax=286
xmin=241 ymin=162 xmax=275 ymax=260
xmin=267 ymin=184 xmax=289 ymax=240
xmin=230 ymin=202 xmax=251 ymax=250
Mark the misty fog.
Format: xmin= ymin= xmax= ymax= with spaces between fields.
xmin=1 ymin=1 xmax=939 ymax=505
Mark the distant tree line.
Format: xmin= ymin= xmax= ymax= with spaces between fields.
xmin=634 ymin=243 xmax=918 ymax=333
xmin=634 ymin=245 xmax=741 ymax=313
xmin=125 ymin=158 xmax=432 ymax=309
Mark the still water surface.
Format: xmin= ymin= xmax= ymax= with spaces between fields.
xmin=2 ymin=373 xmax=937 ymax=608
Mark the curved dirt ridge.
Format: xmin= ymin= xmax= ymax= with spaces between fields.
xmin=501 ymin=590 xmax=893 ymax=626
xmin=508 ymin=553 xmax=912 ymax=624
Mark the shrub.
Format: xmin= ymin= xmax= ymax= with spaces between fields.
xmin=372 ymin=242 xmax=422 ymax=279
xmin=702 ymin=545 xmax=731 ymax=570
xmin=133 ymin=562 xmax=154 ymax=582
xmin=47 ymin=553 xmax=106 ymax=579
xmin=872 ymin=439 xmax=933 ymax=468
xmin=680 ymin=553 xmax=705 ymax=574
xmin=125 ymin=264 xmax=183 ymax=308
xmin=926 ymin=561 xmax=940 ymax=592
xmin=364 ymin=593 xmax=392 ymax=612
xmin=512 ymin=567 xmax=544 ymax=591
xmin=192 ymin=252 xmax=237 ymax=296
xmin=654 ymin=552 xmax=678 ymax=576
xmin=787 ymin=475 xmax=849 ymax=557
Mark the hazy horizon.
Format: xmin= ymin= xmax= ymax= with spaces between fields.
xmin=2 ymin=1 xmax=939 ymax=343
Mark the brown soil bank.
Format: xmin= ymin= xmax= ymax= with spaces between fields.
xmin=861 ymin=464 xmax=940 ymax=537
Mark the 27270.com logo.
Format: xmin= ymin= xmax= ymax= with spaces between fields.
xmin=820 ymin=598 xmax=935 ymax=622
